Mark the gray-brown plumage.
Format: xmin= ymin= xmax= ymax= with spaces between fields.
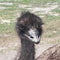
xmin=37 ymin=44 xmax=60 ymax=60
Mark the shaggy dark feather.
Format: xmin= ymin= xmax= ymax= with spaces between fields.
xmin=16 ymin=11 xmax=43 ymax=60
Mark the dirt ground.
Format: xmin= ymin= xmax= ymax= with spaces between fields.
xmin=0 ymin=34 xmax=56 ymax=60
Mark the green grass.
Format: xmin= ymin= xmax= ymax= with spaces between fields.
xmin=46 ymin=15 xmax=60 ymax=21
xmin=0 ymin=23 xmax=15 ymax=34
xmin=0 ymin=0 xmax=60 ymax=34
xmin=52 ymin=9 xmax=60 ymax=13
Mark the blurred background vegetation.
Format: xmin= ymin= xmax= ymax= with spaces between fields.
xmin=0 ymin=0 xmax=60 ymax=56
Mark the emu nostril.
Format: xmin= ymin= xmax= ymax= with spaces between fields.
xmin=30 ymin=36 xmax=34 ymax=38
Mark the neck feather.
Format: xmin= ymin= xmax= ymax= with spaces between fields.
xmin=18 ymin=39 xmax=35 ymax=60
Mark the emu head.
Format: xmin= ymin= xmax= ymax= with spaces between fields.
xmin=16 ymin=11 xmax=43 ymax=44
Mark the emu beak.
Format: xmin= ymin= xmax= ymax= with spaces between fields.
xmin=25 ymin=29 xmax=40 ymax=44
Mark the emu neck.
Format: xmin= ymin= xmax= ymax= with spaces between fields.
xmin=19 ymin=39 xmax=35 ymax=60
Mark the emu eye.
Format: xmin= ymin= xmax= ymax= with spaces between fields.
xmin=20 ymin=24 xmax=25 ymax=30
xmin=21 ymin=26 xmax=24 ymax=29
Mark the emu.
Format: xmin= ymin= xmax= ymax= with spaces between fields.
xmin=16 ymin=11 xmax=43 ymax=60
